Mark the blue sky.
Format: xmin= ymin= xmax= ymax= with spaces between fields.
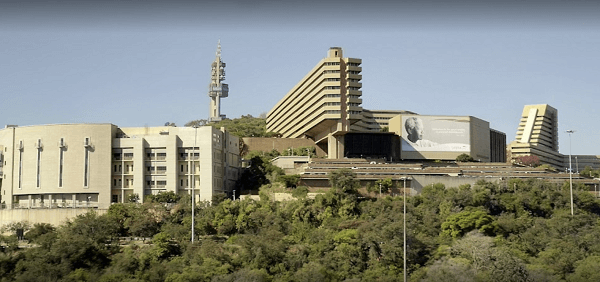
xmin=1 ymin=0 xmax=599 ymax=155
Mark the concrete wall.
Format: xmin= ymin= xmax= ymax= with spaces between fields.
xmin=0 ymin=208 xmax=108 ymax=227
xmin=410 ymin=175 xmax=502 ymax=193
xmin=242 ymin=137 xmax=326 ymax=157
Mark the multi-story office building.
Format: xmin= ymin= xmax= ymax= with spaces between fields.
xmin=267 ymin=47 xmax=363 ymax=158
xmin=508 ymin=104 xmax=563 ymax=167
xmin=266 ymin=47 xmax=507 ymax=162
xmin=0 ymin=124 xmax=240 ymax=209
xmin=508 ymin=104 xmax=600 ymax=170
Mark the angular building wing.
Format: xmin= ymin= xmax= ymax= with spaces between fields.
xmin=508 ymin=104 xmax=564 ymax=168
xmin=266 ymin=47 xmax=363 ymax=158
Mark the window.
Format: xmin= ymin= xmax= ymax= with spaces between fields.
xmin=112 ymin=195 xmax=118 ymax=203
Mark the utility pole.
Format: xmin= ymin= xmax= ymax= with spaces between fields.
xmin=403 ymin=177 xmax=407 ymax=282
xmin=567 ymin=130 xmax=576 ymax=216
xmin=192 ymin=126 xmax=198 ymax=243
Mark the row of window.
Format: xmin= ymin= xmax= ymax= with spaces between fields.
xmin=113 ymin=152 xmax=134 ymax=160
xmin=324 ymin=62 xmax=340 ymax=66
xmin=347 ymin=62 xmax=361 ymax=67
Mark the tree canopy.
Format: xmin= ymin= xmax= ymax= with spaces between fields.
xmin=185 ymin=115 xmax=279 ymax=138
xmin=2 ymin=177 xmax=600 ymax=281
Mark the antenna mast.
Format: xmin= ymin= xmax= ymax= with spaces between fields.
xmin=208 ymin=40 xmax=229 ymax=122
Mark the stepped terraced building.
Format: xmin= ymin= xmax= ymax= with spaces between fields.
xmin=508 ymin=104 xmax=600 ymax=170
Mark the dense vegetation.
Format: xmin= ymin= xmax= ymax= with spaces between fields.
xmin=2 ymin=173 xmax=600 ymax=281
xmin=185 ymin=115 xmax=279 ymax=138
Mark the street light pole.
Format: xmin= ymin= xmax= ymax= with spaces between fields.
xmin=192 ymin=126 xmax=198 ymax=243
xmin=403 ymin=177 xmax=407 ymax=282
xmin=567 ymin=130 xmax=575 ymax=216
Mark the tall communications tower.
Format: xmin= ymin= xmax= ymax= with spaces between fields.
xmin=208 ymin=41 xmax=228 ymax=122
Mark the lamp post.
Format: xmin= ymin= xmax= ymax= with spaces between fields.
xmin=192 ymin=126 xmax=198 ymax=243
xmin=403 ymin=177 xmax=407 ymax=282
xmin=566 ymin=130 xmax=575 ymax=216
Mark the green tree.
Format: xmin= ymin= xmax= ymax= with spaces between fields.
xmin=329 ymin=168 xmax=358 ymax=195
xmin=277 ymin=174 xmax=300 ymax=188
xmin=375 ymin=178 xmax=393 ymax=195
xmin=147 ymin=191 xmax=180 ymax=204
xmin=441 ymin=209 xmax=497 ymax=238
xmin=23 ymin=223 xmax=55 ymax=243
xmin=456 ymin=153 xmax=474 ymax=162
xmin=184 ymin=119 xmax=208 ymax=127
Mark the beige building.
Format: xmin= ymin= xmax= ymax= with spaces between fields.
xmin=0 ymin=124 xmax=240 ymax=209
xmin=508 ymin=104 xmax=600 ymax=170
xmin=266 ymin=47 xmax=506 ymax=162
xmin=266 ymin=47 xmax=363 ymax=158
xmin=353 ymin=109 xmax=416 ymax=132
xmin=389 ymin=114 xmax=505 ymax=162
xmin=508 ymin=104 xmax=563 ymax=168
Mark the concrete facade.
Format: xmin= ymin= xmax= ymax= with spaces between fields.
xmin=389 ymin=115 xmax=504 ymax=162
xmin=508 ymin=104 xmax=600 ymax=170
xmin=0 ymin=124 xmax=241 ymax=210
xmin=266 ymin=47 xmax=363 ymax=158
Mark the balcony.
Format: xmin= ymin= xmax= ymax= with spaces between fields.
xmin=209 ymin=84 xmax=229 ymax=97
